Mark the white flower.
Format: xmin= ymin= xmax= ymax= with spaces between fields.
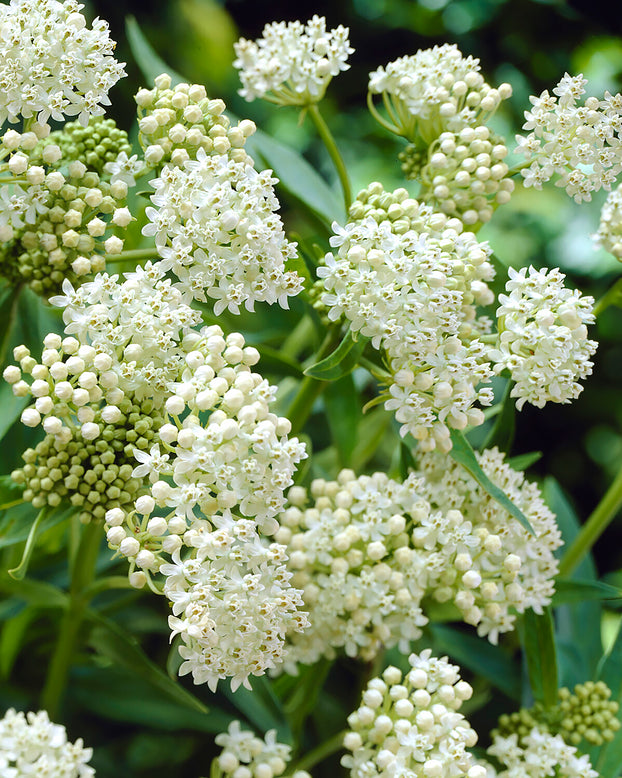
xmin=0 ymin=708 xmax=95 ymax=776
xmin=234 ymin=15 xmax=354 ymax=105
xmin=594 ymin=183 xmax=622 ymax=259
xmin=215 ymin=721 xmax=295 ymax=777
xmin=0 ymin=0 xmax=125 ymax=126
xmin=491 ymin=265 xmax=597 ymax=410
xmin=104 ymin=151 xmax=142 ymax=186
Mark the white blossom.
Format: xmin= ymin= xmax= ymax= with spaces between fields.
xmin=594 ymin=183 xmax=622 ymax=259
xmin=214 ymin=721 xmax=307 ymax=778
xmin=234 ymin=16 xmax=354 ymax=105
xmin=0 ymin=0 xmax=125 ymax=126
xmin=491 ymin=265 xmax=597 ymax=410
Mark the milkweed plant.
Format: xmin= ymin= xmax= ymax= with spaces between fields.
xmin=1 ymin=1 xmax=622 ymax=776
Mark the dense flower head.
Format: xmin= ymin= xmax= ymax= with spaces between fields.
xmin=491 ymin=265 xmax=597 ymax=410
xmin=368 ymin=44 xmax=512 ymax=145
xmin=161 ymin=515 xmax=308 ymax=692
xmin=496 ymin=681 xmax=620 ymax=749
xmin=234 ymin=16 xmax=354 ymax=106
xmin=276 ymin=470 xmax=430 ymax=667
xmin=594 ymin=183 xmax=622 ymax=260
xmin=5 ymin=334 xmax=164 ymax=523
xmin=418 ymin=126 xmax=514 ymax=226
xmin=143 ymin=148 xmax=303 ymax=314
xmin=317 ymin=183 xmax=496 ymax=451
xmin=50 ymin=263 xmax=202 ymax=403
xmin=416 ymin=447 xmax=562 ymax=642
xmin=0 ymin=708 xmax=94 ymax=777
xmin=0 ymin=125 xmax=131 ymax=295
xmin=0 ymin=0 xmax=125 ymax=127
xmin=214 ymin=721 xmax=309 ymax=778
xmin=342 ymin=649 xmax=484 ymax=778
xmin=516 ymin=73 xmax=622 ymax=203
xmin=486 ymin=727 xmax=598 ymax=778
xmin=135 ymin=74 xmax=256 ymax=169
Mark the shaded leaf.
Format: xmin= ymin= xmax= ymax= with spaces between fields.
xmin=255 ymin=345 xmax=303 ymax=379
xmin=0 ymin=576 xmax=68 ymax=609
xmin=87 ymin=612 xmax=208 ymax=714
xmin=324 ymin=374 xmax=359 ymax=468
xmin=430 ymin=623 xmax=521 ymax=700
xmin=553 ymin=578 xmax=622 ymax=606
xmin=0 ymin=501 xmax=74 ymax=551
xmin=0 ymin=608 xmax=38 ymax=679
xmin=125 ymin=16 xmax=186 ymax=86
xmin=304 ymin=330 xmax=368 ymax=381
xmin=220 ymin=676 xmax=291 ymax=741
xmin=522 ymin=607 xmax=558 ymax=707
xmin=507 ymin=451 xmax=542 ymax=471
xmin=482 ymin=379 xmax=516 ymax=453
xmin=449 ymin=430 xmax=535 ymax=535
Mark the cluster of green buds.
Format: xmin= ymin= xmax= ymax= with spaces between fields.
xmin=32 ymin=116 xmax=133 ymax=175
xmin=495 ymin=681 xmax=621 ymax=748
xmin=0 ymin=123 xmax=132 ymax=296
xmin=4 ymin=336 xmax=163 ymax=524
xmin=417 ymin=127 xmax=514 ymax=226
xmin=135 ymin=73 xmax=256 ymax=169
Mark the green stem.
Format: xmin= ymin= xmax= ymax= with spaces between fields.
xmin=8 ymin=507 xmax=47 ymax=580
xmin=558 ymin=463 xmax=622 ymax=577
xmin=0 ymin=284 xmax=23 ymax=366
xmin=281 ymin=316 xmax=317 ymax=361
xmin=593 ymin=278 xmax=622 ymax=318
xmin=40 ymin=520 xmax=103 ymax=718
xmin=103 ymin=248 xmax=159 ymax=262
xmin=285 ymin=331 xmax=337 ymax=433
xmin=293 ymin=730 xmax=347 ymax=773
xmin=306 ymin=104 xmax=352 ymax=212
xmin=84 ymin=575 xmax=133 ymax=598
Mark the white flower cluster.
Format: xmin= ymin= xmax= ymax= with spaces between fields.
xmin=317 ymin=184 xmax=496 ymax=451
xmin=143 ymin=148 xmax=303 ymax=315
xmin=50 ymin=263 xmax=202 ymax=403
xmin=492 ymin=266 xmax=597 ymax=410
xmin=594 ymin=183 xmax=622 ymax=260
xmin=516 ymin=73 xmax=622 ymax=203
xmin=342 ymin=650 xmax=485 ymax=778
xmin=417 ymin=447 xmax=562 ymax=643
xmin=420 ymin=127 xmax=514 ymax=226
xmin=135 ymin=74 xmax=256 ymax=169
xmin=486 ymin=727 xmax=598 ymax=778
xmin=161 ymin=514 xmax=308 ymax=692
xmin=368 ymin=44 xmax=512 ymax=144
xmin=0 ymin=708 xmax=94 ymax=777
xmin=4 ymin=332 xmax=165 ymax=522
xmin=0 ymin=0 xmax=125 ymax=127
xmin=213 ymin=720 xmax=310 ymax=778
xmin=234 ymin=15 xmax=354 ymax=105
xmin=277 ymin=449 xmax=560 ymax=664
xmin=276 ymin=471 xmax=430 ymax=667
xmin=0 ymin=124 xmax=131 ymax=295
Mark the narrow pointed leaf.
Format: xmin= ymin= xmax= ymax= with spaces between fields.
xmin=304 ymin=331 xmax=368 ymax=381
xmin=553 ymin=578 xmax=622 ymax=605
xmin=523 ymin=607 xmax=558 ymax=707
xmin=507 ymin=451 xmax=542 ymax=471
xmin=482 ymin=379 xmax=516 ymax=453
xmin=125 ymin=16 xmax=186 ymax=86
xmin=449 ymin=429 xmax=535 ymax=535
xmin=324 ymin=374 xmax=360 ymax=468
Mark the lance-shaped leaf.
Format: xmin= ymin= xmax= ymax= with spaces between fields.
xmin=304 ymin=330 xmax=368 ymax=381
xmin=125 ymin=16 xmax=186 ymax=86
xmin=449 ymin=429 xmax=535 ymax=535
xmin=522 ymin=607 xmax=558 ymax=707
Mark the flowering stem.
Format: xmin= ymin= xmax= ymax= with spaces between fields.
xmin=593 ymin=278 xmax=622 ymax=318
xmin=103 ymin=248 xmax=159 ymax=262
xmin=281 ymin=315 xmax=317 ymax=361
xmin=0 ymin=283 xmax=23 ymax=366
xmin=41 ymin=519 xmax=103 ymax=719
xmin=306 ymin=104 xmax=352 ymax=211
xmin=292 ymin=730 xmax=347 ymax=772
xmin=286 ymin=331 xmax=339 ymax=433
xmin=558 ymin=463 xmax=622 ymax=577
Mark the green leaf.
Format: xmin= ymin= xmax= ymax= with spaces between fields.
xmin=0 ymin=608 xmax=38 ymax=679
xmin=304 ymin=330 xmax=368 ymax=381
xmin=244 ymin=129 xmax=345 ymax=228
xmin=220 ymin=676 xmax=291 ymax=740
xmin=8 ymin=507 xmax=47 ymax=579
xmin=481 ymin=380 xmax=516 ymax=453
xmin=429 ymin=623 xmax=521 ymax=700
xmin=522 ymin=607 xmax=558 ymax=707
xmin=594 ymin=620 xmax=622 ymax=778
xmin=507 ymin=451 xmax=542 ymax=471
xmin=0 ymin=501 xmax=74 ymax=551
xmin=86 ymin=612 xmax=209 ymax=715
xmin=324 ymin=374 xmax=360 ymax=468
xmin=0 ymin=475 xmax=24 ymax=510
xmin=125 ymin=16 xmax=186 ymax=86
xmin=255 ymin=345 xmax=303 ymax=379
xmin=351 ymin=408 xmax=391 ymax=471
xmin=0 ymin=576 xmax=68 ymax=609
xmin=399 ymin=441 xmax=417 ymax=481
xmin=552 ymin=578 xmax=622 ymax=606
xmin=449 ymin=429 xmax=535 ymax=535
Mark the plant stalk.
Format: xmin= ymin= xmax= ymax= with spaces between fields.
xmin=307 ymin=104 xmax=352 ymax=212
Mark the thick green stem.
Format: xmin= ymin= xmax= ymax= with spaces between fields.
xmin=0 ymin=284 xmax=23 ymax=366
xmin=40 ymin=520 xmax=103 ymax=718
xmin=593 ymin=278 xmax=622 ymax=318
xmin=558 ymin=463 xmax=622 ymax=577
xmin=281 ymin=315 xmax=317 ymax=361
xmin=285 ymin=332 xmax=337 ymax=433
xmin=293 ymin=730 xmax=347 ymax=773
xmin=306 ymin=104 xmax=352 ymax=212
